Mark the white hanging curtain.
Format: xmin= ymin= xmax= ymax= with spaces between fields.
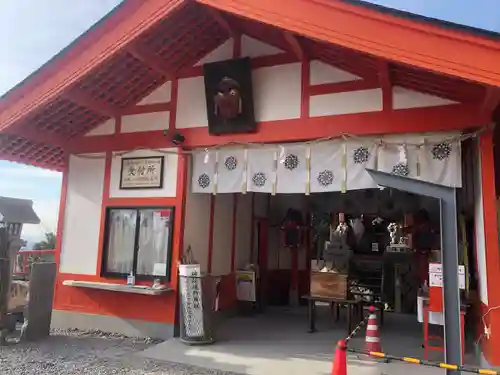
xmin=310 ymin=141 xmax=344 ymax=193
xmin=189 ymin=132 xmax=463 ymax=193
xmin=246 ymin=146 xmax=276 ymax=194
xmin=192 ymin=150 xmax=216 ymax=193
xmin=419 ymin=134 xmax=462 ymax=188
xmin=217 ymin=148 xmax=246 ymax=193
xmin=276 ymin=143 xmax=308 ymax=194
xmin=345 ymin=139 xmax=379 ymax=190
xmin=377 ymin=134 xmax=420 ymax=180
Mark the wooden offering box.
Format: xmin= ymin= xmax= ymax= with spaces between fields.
xmin=310 ymin=271 xmax=347 ymax=299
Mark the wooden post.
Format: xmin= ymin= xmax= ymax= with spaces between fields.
xmin=0 ymin=224 xmax=12 ymax=344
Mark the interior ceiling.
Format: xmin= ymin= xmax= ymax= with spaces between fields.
xmin=0 ymin=2 xmax=488 ymax=171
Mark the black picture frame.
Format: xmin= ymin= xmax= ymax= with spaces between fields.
xmin=100 ymin=206 xmax=175 ymax=282
xmin=203 ymin=57 xmax=256 ymax=135
xmin=119 ymin=156 xmax=165 ymax=190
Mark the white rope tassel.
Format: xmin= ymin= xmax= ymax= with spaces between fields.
xmin=341 ymin=141 xmax=347 ymax=193
xmin=212 ymin=151 xmax=219 ymax=195
xmin=398 ymin=144 xmax=408 ymax=164
xmin=242 ymin=148 xmax=248 ymax=194
xmin=305 ymin=146 xmax=311 ymax=196
xmin=272 ymin=149 xmax=278 ymax=196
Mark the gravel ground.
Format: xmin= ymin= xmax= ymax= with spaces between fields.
xmin=0 ymin=329 xmax=239 ymax=375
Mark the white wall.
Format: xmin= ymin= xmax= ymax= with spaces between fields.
xmin=310 ymin=60 xmax=361 ymax=85
xmin=252 ymin=63 xmax=302 ymax=121
xmin=85 ymin=119 xmax=115 ymax=136
xmin=183 ymin=161 xmax=211 ymax=273
xmin=121 ymin=112 xmax=170 ymax=133
xmin=474 ymin=142 xmax=489 ymax=304
xmin=60 ymin=154 xmax=105 ymax=275
xmin=309 ymin=89 xmax=383 ymax=117
xmin=138 ymin=81 xmax=172 ymax=105
xmin=392 ymin=86 xmax=457 ymax=109
xmin=109 ymin=148 xmax=178 ymax=198
xmin=211 ymin=194 xmax=234 ymax=276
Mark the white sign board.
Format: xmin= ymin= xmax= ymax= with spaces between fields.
xmin=428 ymin=263 xmax=465 ymax=289
xmin=178 ymin=264 xmax=204 ymax=337
xmin=236 ymin=271 xmax=256 ymax=302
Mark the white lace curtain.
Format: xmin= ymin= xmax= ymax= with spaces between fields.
xmin=105 ymin=209 xmax=171 ymax=276
xmin=191 ymin=133 xmax=462 ymax=194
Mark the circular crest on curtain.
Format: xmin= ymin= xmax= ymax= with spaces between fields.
xmin=431 ymin=142 xmax=452 ymax=161
xmin=353 ymin=146 xmax=370 ymax=164
xmin=317 ymin=170 xmax=334 ymax=187
xmin=224 ymin=156 xmax=238 ymax=170
xmin=197 ymin=173 xmax=211 ymax=189
xmin=283 ymin=154 xmax=299 ymax=170
xmin=391 ymin=163 xmax=410 ymax=177
xmin=252 ymin=172 xmax=267 ymax=187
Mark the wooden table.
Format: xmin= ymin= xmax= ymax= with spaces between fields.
xmin=302 ymin=295 xmax=364 ymax=335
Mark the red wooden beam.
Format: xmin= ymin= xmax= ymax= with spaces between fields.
xmin=72 ymin=104 xmax=489 ymax=154
xmin=204 ymin=6 xmax=235 ymax=37
xmin=309 ymin=79 xmax=379 ymax=96
xmin=481 ymin=86 xmax=500 ymax=115
xmin=378 ymin=60 xmax=392 ymax=112
xmin=127 ymin=45 xmax=170 ymax=77
xmin=283 ymin=32 xmax=304 ymax=60
xmin=122 ymin=102 xmax=172 ymax=115
xmin=65 ymin=89 xmax=120 ymax=118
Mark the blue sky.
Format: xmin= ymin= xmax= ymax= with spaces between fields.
xmin=0 ymin=0 xmax=497 ymax=245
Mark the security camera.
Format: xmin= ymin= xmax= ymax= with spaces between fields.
xmin=172 ymin=133 xmax=185 ymax=146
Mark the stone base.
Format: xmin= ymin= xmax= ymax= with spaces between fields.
xmin=51 ymin=310 xmax=174 ymax=340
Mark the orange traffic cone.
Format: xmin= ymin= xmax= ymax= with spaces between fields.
xmin=364 ymin=306 xmax=382 ymax=353
xmin=331 ymin=340 xmax=347 ymax=375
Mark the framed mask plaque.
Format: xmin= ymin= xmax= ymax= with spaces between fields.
xmin=203 ymin=57 xmax=256 ymax=135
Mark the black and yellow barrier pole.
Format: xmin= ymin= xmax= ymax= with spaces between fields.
xmin=346 ymin=347 xmax=498 ymax=375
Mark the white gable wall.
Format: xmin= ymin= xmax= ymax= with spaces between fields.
xmin=60 ymin=154 xmax=105 ymax=275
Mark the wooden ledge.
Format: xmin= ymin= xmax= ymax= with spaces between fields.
xmin=62 ymin=280 xmax=173 ymax=296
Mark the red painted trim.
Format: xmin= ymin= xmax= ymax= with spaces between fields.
xmin=249 ymin=193 xmax=255 ymax=262
xmin=171 ymin=150 xmax=188 ymax=289
xmin=230 ymin=194 xmax=238 ymax=272
xmin=207 ymin=195 xmax=216 ymax=274
xmin=196 ymin=0 xmax=500 ymax=86
xmin=178 ymin=52 xmax=298 ymax=78
xmin=105 ymin=197 xmax=177 ymax=207
xmin=309 ymin=79 xmax=379 ymax=96
xmin=54 ymin=155 xmax=69 ymax=270
xmin=233 ymin=34 xmax=242 ymax=58
xmin=301 ymin=58 xmax=310 ymax=118
xmin=73 ymin=105 xmax=488 ymax=154
xmin=122 ymin=102 xmax=171 ymax=115
xmin=95 ymin=151 xmax=112 ymax=276
xmin=169 ymin=79 xmax=179 ymax=132
xmin=478 ymin=131 xmax=500 ymax=364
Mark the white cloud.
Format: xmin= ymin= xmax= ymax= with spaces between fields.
xmin=0 ymin=164 xmax=61 ymax=179
xmin=22 ymin=199 xmax=60 ymax=246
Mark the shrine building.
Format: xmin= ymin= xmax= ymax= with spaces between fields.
xmin=1 ymin=0 xmax=500 ymax=369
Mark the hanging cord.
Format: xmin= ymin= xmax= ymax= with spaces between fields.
xmin=73 ymin=124 xmax=494 ymax=160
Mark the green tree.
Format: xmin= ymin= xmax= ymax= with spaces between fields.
xmin=33 ymin=232 xmax=56 ymax=250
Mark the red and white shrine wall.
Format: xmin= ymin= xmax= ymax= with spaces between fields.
xmin=52 ymin=34 xmax=500 ymax=350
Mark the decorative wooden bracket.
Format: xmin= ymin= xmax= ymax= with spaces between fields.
xmin=127 ymin=45 xmax=171 ymax=77
xmin=65 ymin=89 xmax=121 ymax=118
xmin=481 ymin=86 xmax=500 ymax=116
xmin=377 ymin=60 xmax=392 ymax=111
xmin=283 ymin=31 xmax=304 ymax=60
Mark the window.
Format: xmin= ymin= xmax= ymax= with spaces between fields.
xmin=102 ymin=207 xmax=174 ymax=280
